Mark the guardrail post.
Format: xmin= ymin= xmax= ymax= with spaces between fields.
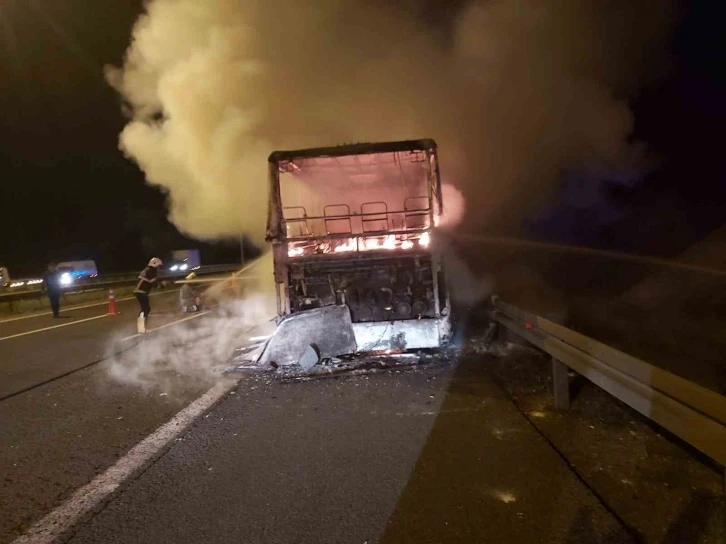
xmin=552 ymin=357 xmax=570 ymax=410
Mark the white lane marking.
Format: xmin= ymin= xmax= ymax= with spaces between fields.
xmin=119 ymin=311 xmax=210 ymax=342
xmin=0 ymin=289 xmax=179 ymax=324
xmin=12 ymin=376 xmax=241 ymax=544
xmin=0 ymin=315 xmax=109 ymax=342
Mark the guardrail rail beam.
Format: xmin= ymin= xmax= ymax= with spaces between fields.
xmin=491 ymin=295 xmax=726 ymax=467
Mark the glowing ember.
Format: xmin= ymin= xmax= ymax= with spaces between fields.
xmin=361 ymin=235 xmax=397 ymax=251
xmin=333 ymin=239 xmax=357 ymax=253
xmin=491 ymin=490 xmax=517 ymax=504
xmin=287 ymin=232 xmax=431 ymax=257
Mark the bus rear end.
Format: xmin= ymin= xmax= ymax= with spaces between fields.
xmin=265 ymin=139 xmax=451 ymax=354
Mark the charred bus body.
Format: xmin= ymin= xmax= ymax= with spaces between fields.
xmin=265 ymin=139 xmax=451 ymax=353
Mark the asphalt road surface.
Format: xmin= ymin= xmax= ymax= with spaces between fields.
xmin=67 ymin=360 xmax=633 ymax=544
xmin=59 ymin=351 xmax=725 ymax=544
xmin=0 ymin=289 xmax=229 ymax=542
xmin=1 ymin=261 xmax=722 ymax=543
xmin=1 ymin=256 xmax=279 ymax=543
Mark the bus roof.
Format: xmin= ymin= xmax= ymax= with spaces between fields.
xmin=268 ymin=139 xmax=437 ymax=163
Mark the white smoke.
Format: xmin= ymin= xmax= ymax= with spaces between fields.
xmin=106 ymin=253 xmax=277 ymax=392
xmin=438 ymin=183 xmax=466 ymax=229
xmin=108 ymin=0 xmax=675 ymax=241
xmin=106 ymin=293 xmax=275 ymax=393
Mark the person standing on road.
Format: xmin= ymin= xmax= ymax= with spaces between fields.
xmin=42 ymin=263 xmax=62 ymax=318
xmin=134 ymin=257 xmax=163 ymax=333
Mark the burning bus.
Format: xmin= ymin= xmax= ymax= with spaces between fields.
xmin=262 ymin=139 xmax=451 ymax=362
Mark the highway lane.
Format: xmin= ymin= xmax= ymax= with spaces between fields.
xmin=0 ymin=289 xmax=214 ymax=542
xmin=0 ymin=288 xmax=178 ymax=338
xmin=64 ymin=359 xmax=631 ymax=544
xmin=4 ymin=311 xmax=722 ymax=542
xmin=0 ymin=285 xmax=263 ymax=542
xmin=1 ymin=256 xmax=277 ymax=543
xmin=50 ymin=350 xmax=722 ymax=544
xmin=0 ymin=290 xmax=184 ymax=400
xmin=1 ymin=349 xmax=210 ymax=543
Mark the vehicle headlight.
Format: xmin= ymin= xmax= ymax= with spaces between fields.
xmin=170 ymin=265 xmax=179 ymax=271
xmin=60 ymin=273 xmax=72 ymax=286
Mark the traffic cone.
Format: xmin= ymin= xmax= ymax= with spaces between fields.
xmin=107 ymin=289 xmax=120 ymax=316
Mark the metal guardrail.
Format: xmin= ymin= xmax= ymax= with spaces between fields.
xmin=491 ymin=296 xmax=726 ymax=467
xmin=0 ymin=265 xmax=242 ymax=309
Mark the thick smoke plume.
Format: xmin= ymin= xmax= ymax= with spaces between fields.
xmin=108 ymin=0 xmax=675 ymax=241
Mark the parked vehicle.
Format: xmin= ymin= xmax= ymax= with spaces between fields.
xmin=55 ymin=260 xmax=98 ymax=286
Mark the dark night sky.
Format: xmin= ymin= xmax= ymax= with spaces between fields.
xmin=1 ymin=0 xmax=724 ymax=276
xmin=525 ymin=0 xmax=726 ymax=254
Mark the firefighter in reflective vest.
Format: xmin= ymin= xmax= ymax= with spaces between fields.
xmin=134 ymin=257 xmax=163 ymax=333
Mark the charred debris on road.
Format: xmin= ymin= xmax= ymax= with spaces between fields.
xmin=226 ymin=338 xmax=456 ymax=382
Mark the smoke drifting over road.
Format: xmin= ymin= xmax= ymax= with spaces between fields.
xmin=106 ymin=294 xmax=274 ymax=393
xmin=108 ymin=0 xmax=675 ymax=241
xmin=106 ymin=253 xmax=276 ymax=392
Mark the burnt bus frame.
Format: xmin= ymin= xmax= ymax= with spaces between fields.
xmin=265 ymin=139 xmax=450 ymax=347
